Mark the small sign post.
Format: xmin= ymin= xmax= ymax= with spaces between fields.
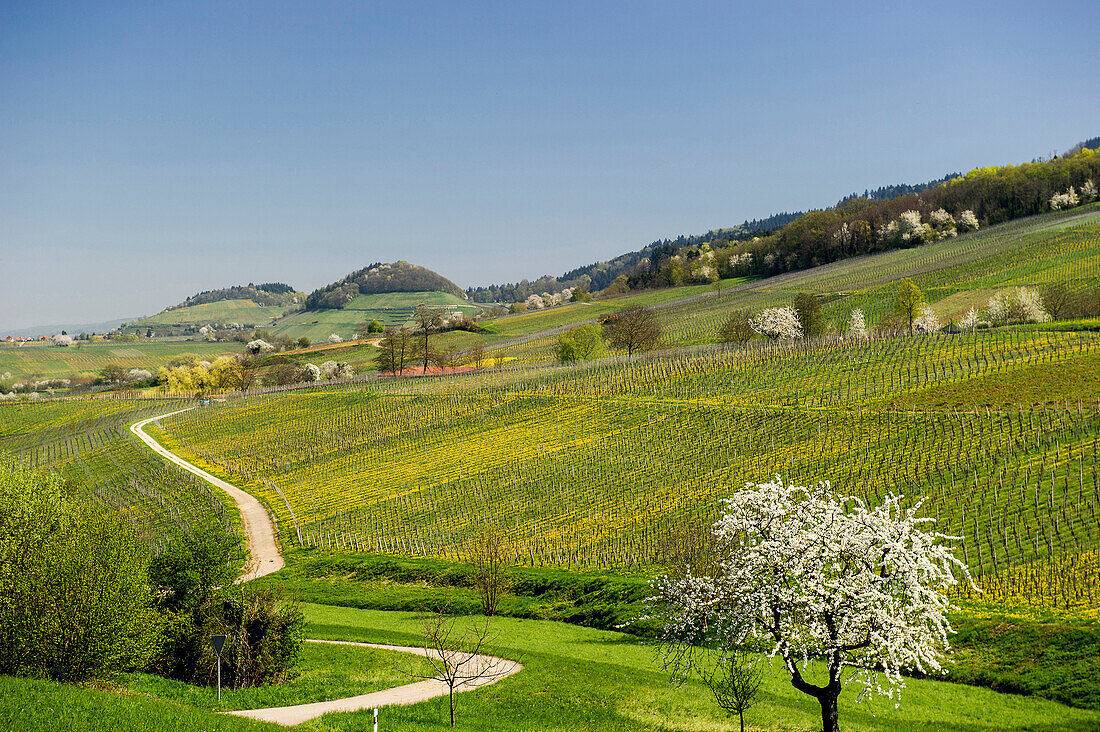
xmin=374 ymin=707 xmax=378 ymax=732
xmin=209 ymin=634 xmax=228 ymax=701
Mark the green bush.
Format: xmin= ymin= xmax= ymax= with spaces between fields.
xmin=0 ymin=458 xmax=157 ymax=682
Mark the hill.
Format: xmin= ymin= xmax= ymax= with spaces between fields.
xmin=304 ymin=261 xmax=466 ymax=310
xmin=130 ymin=282 xmax=304 ymax=334
xmin=270 ymin=290 xmax=482 ymax=342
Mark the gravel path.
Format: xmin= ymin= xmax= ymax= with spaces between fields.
xmin=130 ymin=408 xmax=285 ymax=581
xmin=229 ymin=639 xmax=522 ymax=726
xmin=131 ymin=409 xmax=523 ymax=725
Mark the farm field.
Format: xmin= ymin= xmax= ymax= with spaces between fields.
xmin=269 ymin=291 xmax=485 ymax=342
xmin=135 ymin=298 xmax=293 ymax=327
xmin=0 ymin=340 xmax=235 ymax=382
xmin=0 ymin=398 xmax=237 ymax=545
xmin=160 ymin=327 xmax=1100 ymax=616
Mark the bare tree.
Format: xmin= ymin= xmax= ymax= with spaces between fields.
xmin=601 ymin=306 xmax=661 ymax=355
xmin=699 ymin=648 xmax=763 ymax=732
xmin=414 ymin=306 xmax=443 ymax=374
xmin=407 ymin=607 xmax=511 ymax=727
xmin=467 ymin=341 xmax=486 ymax=370
xmin=467 ymin=527 xmax=512 ymax=616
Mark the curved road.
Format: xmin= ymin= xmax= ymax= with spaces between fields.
xmin=230 ymin=639 xmax=522 ymax=726
xmin=131 ymin=409 xmax=522 ymax=725
xmin=130 ymin=408 xmax=285 ymax=581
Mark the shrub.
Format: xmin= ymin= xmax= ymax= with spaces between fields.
xmin=0 ymin=459 xmax=157 ymax=682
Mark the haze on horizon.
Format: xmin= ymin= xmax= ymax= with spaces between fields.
xmin=2 ymin=0 xmax=1098 ymax=332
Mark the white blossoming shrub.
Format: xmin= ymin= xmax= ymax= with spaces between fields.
xmin=748 ymin=307 xmax=803 ymax=339
xmin=847 ymin=308 xmax=867 ymax=339
xmin=986 ymin=288 xmax=1049 ymax=324
xmin=303 ymin=363 xmax=321 ymax=382
xmin=525 ymin=294 xmax=545 ymax=310
xmin=52 ymin=334 xmax=73 ymax=347
xmin=958 ymin=307 xmax=982 ymax=331
xmin=956 ymin=209 xmax=980 ymax=233
xmin=653 ymin=478 xmax=972 ymax=730
xmin=1049 ymin=186 xmax=1080 ymax=210
xmin=247 ymin=339 xmax=275 ymax=354
xmin=128 ymin=368 xmax=153 ymax=381
xmin=328 ymin=333 xmax=343 ymax=343
xmin=728 ymin=252 xmax=753 ymax=274
xmin=1081 ymin=179 xmax=1098 ymax=203
xmin=912 ymin=306 xmax=941 ymax=334
xmin=928 ymin=208 xmax=957 ymax=238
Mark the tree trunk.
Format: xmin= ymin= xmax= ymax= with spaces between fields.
xmin=818 ymin=688 xmax=839 ymax=732
xmin=449 ymin=686 xmax=456 ymax=726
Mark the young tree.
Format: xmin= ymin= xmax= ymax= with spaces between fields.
xmin=718 ymin=310 xmax=754 ymax=344
xmin=895 ymin=279 xmax=924 ymax=333
xmin=408 ymin=607 xmax=513 ymax=727
xmin=1041 ymin=282 xmax=1070 ymax=320
xmin=653 ymin=478 xmax=972 ymax=732
xmin=846 ymin=309 xmax=867 ymax=339
xmin=792 ymin=292 xmax=824 ymax=338
xmin=467 ymin=527 xmax=512 ymax=616
xmin=699 ymin=647 xmax=762 ymax=732
xmin=601 ymin=306 xmax=661 ymax=355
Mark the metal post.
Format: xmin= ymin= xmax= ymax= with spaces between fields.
xmin=218 ymin=655 xmax=222 ymax=701
xmin=209 ymin=634 xmax=228 ymax=703
xmin=374 ymin=707 xmax=378 ymax=732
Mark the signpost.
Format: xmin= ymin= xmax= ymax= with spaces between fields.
xmin=209 ymin=634 xmax=228 ymax=701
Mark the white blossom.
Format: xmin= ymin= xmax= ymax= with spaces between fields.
xmin=128 ymin=368 xmax=153 ymax=381
xmin=652 ymin=478 xmax=973 ymax=725
xmin=847 ymin=308 xmax=867 ymax=339
xmin=749 ymin=307 xmax=803 ymax=339
xmin=52 ymin=334 xmax=73 ymax=347
xmin=958 ymin=307 xmax=982 ymax=331
xmin=525 ymin=294 xmax=545 ymax=310
xmin=1014 ymin=287 xmax=1049 ymax=323
xmin=728 ymin=252 xmax=753 ymax=272
xmin=1081 ymin=179 xmax=1098 ymax=203
xmin=247 ymin=339 xmax=275 ymax=354
xmin=320 ymin=360 xmax=340 ymax=379
xmin=302 ymin=363 xmax=321 ymax=382
xmin=956 ymin=210 xmax=979 ymax=233
xmin=1050 ymin=186 xmax=1080 ymax=210
xmin=328 ymin=333 xmax=344 ymax=343
xmin=912 ymin=305 xmax=941 ymax=333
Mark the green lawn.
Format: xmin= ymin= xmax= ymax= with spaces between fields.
xmin=119 ymin=640 xmax=433 ymax=712
xmin=293 ymin=604 xmax=1100 ymax=731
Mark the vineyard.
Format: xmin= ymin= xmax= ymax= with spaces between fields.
xmin=486 ymin=206 xmax=1100 ymax=364
xmin=158 ymin=327 xmax=1100 ymax=615
xmin=0 ymin=340 xmax=234 ymax=381
xmin=0 ymin=398 xmax=236 ymax=547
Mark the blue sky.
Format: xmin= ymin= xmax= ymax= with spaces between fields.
xmin=2 ymin=1 xmax=1098 ymax=330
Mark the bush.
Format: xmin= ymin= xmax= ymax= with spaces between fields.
xmin=0 ymin=458 xmax=157 ymax=682
xmin=149 ymin=523 xmax=304 ymax=689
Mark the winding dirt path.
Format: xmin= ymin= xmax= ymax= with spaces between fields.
xmin=130 ymin=408 xmax=285 ymax=581
xmin=131 ymin=409 xmax=523 ymax=725
xmin=229 ymin=639 xmax=522 ymax=726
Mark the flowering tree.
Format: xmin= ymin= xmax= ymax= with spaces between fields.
xmin=912 ymin=306 xmax=941 ymax=334
xmin=328 ymin=333 xmax=344 ymax=344
xmin=1049 ymin=186 xmax=1080 ymax=210
xmin=957 ymin=307 xmax=982 ymax=332
xmin=246 ymin=339 xmax=274 ymax=355
xmin=51 ymin=334 xmax=73 ymax=347
xmin=748 ymin=307 xmax=802 ymax=340
xmin=956 ymin=210 xmax=980 ymax=233
xmin=653 ymin=478 xmax=972 ymax=732
xmin=846 ymin=309 xmax=867 ymax=339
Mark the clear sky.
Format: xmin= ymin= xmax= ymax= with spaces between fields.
xmin=2 ymin=1 xmax=1098 ymax=331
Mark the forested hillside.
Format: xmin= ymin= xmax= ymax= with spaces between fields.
xmin=305 ymin=261 xmax=466 ymax=310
